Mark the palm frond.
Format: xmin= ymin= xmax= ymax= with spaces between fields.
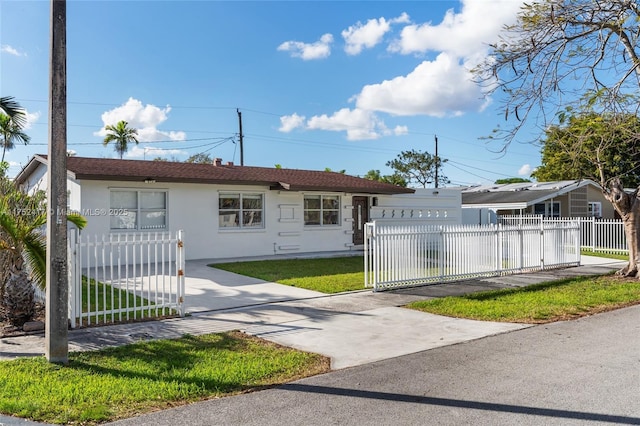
xmin=21 ymin=231 xmax=47 ymax=290
xmin=67 ymin=212 xmax=88 ymax=230
xmin=0 ymin=203 xmax=19 ymax=245
xmin=0 ymin=96 xmax=27 ymax=128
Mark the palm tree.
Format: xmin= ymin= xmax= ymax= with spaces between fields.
xmin=103 ymin=120 xmax=139 ymax=159
xmin=0 ymin=112 xmax=31 ymax=162
xmin=0 ymin=179 xmax=86 ymax=326
xmin=0 ymin=96 xmax=27 ymax=128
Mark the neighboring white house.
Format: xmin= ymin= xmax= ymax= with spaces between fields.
xmin=461 ymin=180 xmax=614 ymax=224
xmin=15 ymin=155 xmax=461 ymax=261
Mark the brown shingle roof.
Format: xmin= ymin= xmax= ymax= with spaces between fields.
xmin=20 ymin=155 xmax=414 ymax=195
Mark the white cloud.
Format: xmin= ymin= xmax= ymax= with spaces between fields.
xmin=342 ymin=13 xmax=410 ymax=55
xmin=95 ymin=98 xmax=186 ymax=142
xmin=126 ymin=145 xmax=187 ymax=159
xmin=278 ymin=1 xmax=524 ymax=139
xmin=1 ymin=45 xmax=26 ymax=57
xmin=388 ymin=0 xmax=523 ymax=58
xmin=518 ymin=164 xmax=532 ymax=176
xmin=279 ymin=113 xmax=306 ymax=132
xmin=277 ymin=33 xmax=334 ymax=60
xmin=280 ymin=108 xmax=406 ymax=141
xmin=355 ymin=53 xmax=487 ymax=117
xmin=19 ymin=110 xmax=41 ymax=130
xmin=393 ymin=125 xmax=409 ymax=136
xmin=390 ymin=12 xmax=411 ymax=25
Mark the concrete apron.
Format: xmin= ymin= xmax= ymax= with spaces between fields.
xmin=146 ymin=259 xmax=529 ymax=369
xmin=0 ymin=256 xmax=625 ymax=371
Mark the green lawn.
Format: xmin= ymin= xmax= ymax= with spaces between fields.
xmin=211 ymin=256 xmax=365 ymax=293
xmin=581 ymin=249 xmax=628 ymax=260
xmin=0 ymin=332 xmax=329 ymax=425
xmin=407 ymin=274 xmax=640 ymax=323
xmin=213 ymin=253 xmax=640 ymax=324
xmin=79 ymin=276 xmax=176 ymax=326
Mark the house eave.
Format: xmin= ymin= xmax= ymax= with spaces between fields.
xmin=462 ymin=202 xmax=528 ymax=211
xmin=271 ymin=182 xmax=414 ymax=195
xmin=14 ymin=154 xmax=77 ymax=185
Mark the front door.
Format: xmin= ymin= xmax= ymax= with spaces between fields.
xmin=352 ymin=196 xmax=369 ymax=245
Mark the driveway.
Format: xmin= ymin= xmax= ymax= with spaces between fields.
xmin=106 ymin=303 xmax=640 ymax=426
xmin=183 ymin=259 xmax=325 ymax=313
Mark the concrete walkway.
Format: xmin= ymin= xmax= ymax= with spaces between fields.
xmin=0 ymin=255 xmax=624 ymax=370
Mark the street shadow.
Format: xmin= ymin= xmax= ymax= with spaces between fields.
xmin=280 ymin=383 xmax=640 ymax=425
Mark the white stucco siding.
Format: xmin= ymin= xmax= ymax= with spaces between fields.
xmin=371 ymin=188 xmax=461 ymax=225
xmin=79 ymin=180 xmax=219 ymax=259
xmin=78 ymin=181 xmax=355 ymax=261
xmin=18 ymin=164 xmax=81 ymax=213
xmin=294 ymin=193 xmax=353 ymax=254
xmin=19 ymin=163 xmax=48 ymax=194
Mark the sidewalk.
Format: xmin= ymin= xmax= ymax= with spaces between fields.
xmin=0 ymin=255 xmax=624 ymax=369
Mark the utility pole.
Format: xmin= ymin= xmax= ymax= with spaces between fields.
xmin=237 ymin=108 xmax=244 ymax=166
xmin=45 ymin=0 xmax=68 ymax=364
xmin=434 ymin=134 xmax=439 ymax=189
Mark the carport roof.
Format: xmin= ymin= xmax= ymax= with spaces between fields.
xmin=461 ymin=180 xmax=601 ymax=210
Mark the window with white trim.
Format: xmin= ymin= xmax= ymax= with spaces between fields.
xmin=219 ymin=193 xmax=264 ymax=229
xmin=533 ymin=201 xmax=560 ymax=217
xmin=588 ymin=202 xmax=602 ymax=218
xmin=110 ymin=190 xmax=167 ymax=230
xmin=304 ymin=194 xmax=340 ymax=226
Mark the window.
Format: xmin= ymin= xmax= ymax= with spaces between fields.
xmin=533 ymin=201 xmax=560 ymax=217
xmin=304 ymin=195 xmax=340 ymax=226
xmin=219 ymin=193 xmax=264 ymax=229
xmin=589 ymin=202 xmax=602 ymax=218
xmin=110 ymin=190 xmax=167 ymax=230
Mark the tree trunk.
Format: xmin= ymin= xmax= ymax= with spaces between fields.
xmin=604 ymin=178 xmax=640 ymax=277
xmin=1 ymin=270 xmax=35 ymax=327
xmin=0 ymin=249 xmax=36 ymax=327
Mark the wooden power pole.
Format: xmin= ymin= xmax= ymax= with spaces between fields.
xmin=237 ymin=108 xmax=244 ymax=166
xmin=434 ymin=135 xmax=439 ymax=189
xmin=45 ymin=0 xmax=69 ymax=363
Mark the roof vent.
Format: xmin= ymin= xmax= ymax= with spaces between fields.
xmin=226 ymin=161 xmax=234 ymax=166
xmin=213 ymin=158 xmax=222 ymax=166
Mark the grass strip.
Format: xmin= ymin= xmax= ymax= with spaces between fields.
xmin=581 ymin=249 xmax=628 ymax=260
xmin=211 ymin=256 xmax=365 ymax=293
xmin=79 ymin=276 xmax=176 ymax=326
xmin=407 ymin=274 xmax=640 ymax=323
xmin=0 ymin=331 xmax=329 ymax=425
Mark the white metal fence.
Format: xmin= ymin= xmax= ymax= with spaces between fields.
xmin=66 ymin=229 xmax=186 ymax=328
xmin=364 ymin=221 xmax=580 ymax=291
xmin=499 ymin=215 xmax=627 ymax=254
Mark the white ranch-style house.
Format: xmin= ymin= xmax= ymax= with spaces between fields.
xmin=15 ymin=155 xmax=461 ymax=261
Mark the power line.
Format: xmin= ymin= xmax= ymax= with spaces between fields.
xmin=25 ymin=136 xmax=233 ymax=146
xmin=448 ymin=160 xmax=521 ymax=177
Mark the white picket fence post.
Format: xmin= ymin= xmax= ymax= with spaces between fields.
xmin=177 ymin=230 xmax=186 ymax=317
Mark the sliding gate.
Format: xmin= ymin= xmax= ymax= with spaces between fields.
xmin=365 ymin=221 xmax=580 ymax=291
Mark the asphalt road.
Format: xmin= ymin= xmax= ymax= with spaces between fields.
xmin=108 ymin=304 xmax=640 ymax=426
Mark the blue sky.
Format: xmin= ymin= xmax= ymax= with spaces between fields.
xmin=0 ymin=0 xmax=541 ymax=186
